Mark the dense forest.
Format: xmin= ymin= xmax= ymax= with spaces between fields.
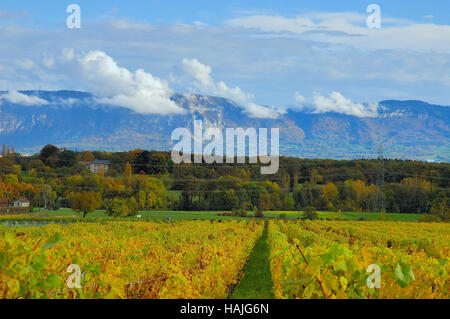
xmin=0 ymin=144 xmax=448 ymax=220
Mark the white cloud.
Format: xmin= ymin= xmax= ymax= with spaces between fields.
xmin=74 ymin=50 xmax=184 ymax=115
xmin=294 ymin=92 xmax=305 ymax=104
xmin=227 ymin=15 xmax=317 ymax=34
xmin=288 ymin=92 xmax=307 ymax=111
xmin=4 ymin=49 xmax=186 ymax=115
xmin=3 ymin=90 xmax=48 ymax=105
xmin=61 ymin=48 xmax=75 ymax=62
xmin=110 ymin=18 xmax=152 ymax=30
xmin=227 ymin=13 xmax=450 ymax=54
xmin=178 ymin=58 xmax=284 ymax=118
xmin=193 ymin=21 xmax=207 ymax=27
xmin=180 ymin=58 xmax=214 ymax=88
xmin=294 ymin=91 xmax=379 ymax=117
xmin=16 ymin=59 xmax=35 ymax=70
xmin=42 ymin=57 xmax=54 ymax=68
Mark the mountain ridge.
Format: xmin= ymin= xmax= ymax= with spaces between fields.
xmin=0 ymin=90 xmax=448 ymax=162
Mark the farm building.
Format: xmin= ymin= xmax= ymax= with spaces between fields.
xmin=0 ymin=198 xmax=8 ymax=208
xmin=14 ymin=198 xmax=30 ymax=207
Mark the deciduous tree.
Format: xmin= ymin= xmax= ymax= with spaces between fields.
xmin=71 ymin=191 xmax=102 ymax=217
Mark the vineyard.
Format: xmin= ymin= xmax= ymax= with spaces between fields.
xmin=269 ymin=220 xmax=449 ymax=299
xmin=0 ymin=219 xmax=448 ymax=299
xmin=0 ymin=220 xmax=263 ymax=298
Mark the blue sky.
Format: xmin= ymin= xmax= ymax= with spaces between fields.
xmin=2 ymin=0 xmax=450 ymax=26
xmin=1 ymin=1 xmax=450 ymax=118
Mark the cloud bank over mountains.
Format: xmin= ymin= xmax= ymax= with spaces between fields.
xmin=1 ymin=8 xmax=450 ymax=117
xmin=178 ymin=58 xmax=283 ymax=118
xmin=36 ymin=48 xmax=183 ymax=115
xmin=1 ymin=48 xmax=379 ymax=119
xmin=293 ymin=91 xmax=380 ymax=117
xmin=2 ymin=48 xmax=291 ymax=118
xmin=74 ymin=50 xmax=184 ymax=115
xmin=2 ymin=90 xmax=49 ymax=106
xmin=0 ymin=46 xmax=387 ymax=119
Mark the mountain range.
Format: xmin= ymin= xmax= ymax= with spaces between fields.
xmin=0 ymin=90 xmax=448 ymax=162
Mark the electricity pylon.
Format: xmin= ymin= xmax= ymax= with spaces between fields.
xmin=375 ymin=142 xmax=385 ymax=213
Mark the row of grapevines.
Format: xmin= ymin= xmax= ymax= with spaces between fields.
xmin=0 ymin=220 xmax=263 ymax=299
xmin=305 ymin=220 xmax=449 ymax=259
xmin=268 ymin=220 xmax=448 ymax=299
xmin=268 ymin=221 xmax=370 ymax=299
xmin=299 ymin=221 xmax=449 ymax=298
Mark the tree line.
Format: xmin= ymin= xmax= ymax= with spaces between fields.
xmin=0 ymin=144 xmax=448 ymax=220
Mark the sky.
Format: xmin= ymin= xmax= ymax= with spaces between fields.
xmin=0 ymin=0 xmax=449 ymax=118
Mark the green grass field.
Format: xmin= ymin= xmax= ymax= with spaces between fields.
xmin=231 ymin=221 xmax=274 ymax=299
xmin=29 ymin=208 xmax=239 ymax=220
xmin=22 ymin=208 xmax=428 ymax=222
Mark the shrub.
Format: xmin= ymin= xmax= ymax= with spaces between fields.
xmin=429 ymin=196 xmax=449 ymax=222
xmin=218 ymin=212 xmax=232 ymax=217
xmin=105 ymin=197 xmax=139 ymax=217
xmin=302 ymin=206 xmax=318 ymax=220
xmin=254 ymin=208 xmax=264 ymax=218
xmin=231 ymin=208 xmax=248 ymax=217
xmin=52 ymin=199 xmax=61 ymax=211
xmin=0 ymin=207 xmax=30 ymax=215
xmin=418 ymin=214 xmax=440 ymax=223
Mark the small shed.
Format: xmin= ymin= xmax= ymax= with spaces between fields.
xmin=13 ymin=198 xmax=30 ymax=207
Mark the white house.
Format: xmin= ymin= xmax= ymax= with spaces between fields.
xmin=81 ymin=159 xmax=110 ymax=174
xmin=13 ymin=198 xmax=30 ymax=207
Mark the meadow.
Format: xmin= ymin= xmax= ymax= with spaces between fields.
xmin=22 ymin=208 xmax=429 ymax=221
